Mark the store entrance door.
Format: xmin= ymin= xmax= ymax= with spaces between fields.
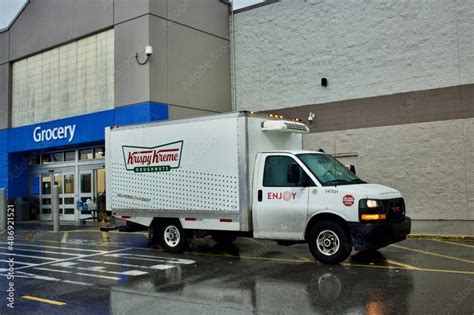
xmin=79 ymin=167 xmax=106 ymax=220
xmin=37 ymin=170 xmax=76 ymax=221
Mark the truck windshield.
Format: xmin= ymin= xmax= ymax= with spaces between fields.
xmin=297 ymin=153 xmax=366 ymax=186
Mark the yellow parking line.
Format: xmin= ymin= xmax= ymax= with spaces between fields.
xmin=433 ymin=240 xmax=474 ymax=249
xmin=386 ymin=259 xmax=420 ymax=270
xmin=22 ymin=295 xmax=65 ymax=306
xmin=61 ymin=231 xmax=69 ymax=244
xmin=102 ymin=232 xmax=110 ymax=243
xmin=391 ymin=244 xmax=474 ymax=264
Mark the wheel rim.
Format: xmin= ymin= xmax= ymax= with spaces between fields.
xmin=164 ymin=225 xmax=180 ymax=247
xmin=316 ymin=230 xmax=340 ymax=256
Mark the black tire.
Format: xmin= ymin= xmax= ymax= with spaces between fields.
xmin=211 ymin=231 xmax=238 ymax=245
xmin=308 ymin=221 xmax=352 ymax=264
xmin=157 ymin=220 xmax=190 ymax=253
xmin=148 ymin=221 xmax=159 ymax=245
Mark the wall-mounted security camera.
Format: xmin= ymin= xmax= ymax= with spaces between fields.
xmin=145 ymin=45 xmax=153 ymax=56
xmin=136 ymin=45 xmax=153 ymax=65
xmin=308 ymin=112 xmax=316 ymax=123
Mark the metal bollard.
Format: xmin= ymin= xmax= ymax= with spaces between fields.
xmin=52 ymin=185 xmax=60 ymax=232
xmin=0 ymin=188 xmax=6 ymax=230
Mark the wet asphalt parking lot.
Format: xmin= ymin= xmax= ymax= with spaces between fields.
xmin=0 ymin=228 xmax=472 ymax=314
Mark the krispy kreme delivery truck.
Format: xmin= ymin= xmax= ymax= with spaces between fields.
xmin=106 ymin=112 xmax=411 ymax=264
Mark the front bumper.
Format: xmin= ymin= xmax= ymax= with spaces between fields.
xmin=348 ymin=217 xmax=411 ymax=251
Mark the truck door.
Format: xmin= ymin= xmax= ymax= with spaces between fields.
xmin=254 ymin=154 xmax=310 ymax=240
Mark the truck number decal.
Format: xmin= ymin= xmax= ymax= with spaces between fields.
xmin=267 ymin=191 xmax=296 ymax=201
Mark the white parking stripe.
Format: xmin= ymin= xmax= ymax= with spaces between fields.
xmin=14 ymin=248 xmax=134 ymax=271
xmin=0 ymin=241 xmax=105 ymax=253
xmin=75 ymin=272 xmax=120 ymax=280
xmin=3 ymin=271 xmax=93 ymax=286
xmin=34 ymin=267 xmax=73 ymax=274
xmin=0 ymin=259 xmax=33 ymax=266
xmin=3 ymin=253 xmax=59 ymax=261
xmin=0 ymin=246 xmax=83 ymax=257
xmin=51 ymin=262 xmax=148 ymax=276
xmin=105 ymin=253 xmax=195 ymax=264
xmin=78 ymin=259 xmax=175 ymax=270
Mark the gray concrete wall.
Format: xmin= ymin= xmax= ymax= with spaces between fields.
xmin=168 ymin=105 xmax=215 ymax=120
xmin=114 ymin=0 xmax=150 ymax=24
xmin=304 ymin=118 xmax=474 ymax=221
xmin=116 ymin=0 xmax=231 ymax=112
xmin=164 ymin=21 xmax=231 ymax=113
xmin=9 ymin=0 xmax=113 ymax=61
xmin=0 ymin=64 xmax=10 ymax=130
xmin=114 ymin=15 xmax=151 ymax=107
xmin=0 ymin=31 xmax=8 ymax=64
xmin=149 ymin=15 xmax=168 ymax=105
xmin=166 ymin=0 xmax=230 ymax=39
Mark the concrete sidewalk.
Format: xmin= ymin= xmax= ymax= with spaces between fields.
xmin=409 ymin=220 xmax=474 ymax=240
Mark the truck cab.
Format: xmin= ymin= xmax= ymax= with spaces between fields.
xmin=253 ymin=150 xmax=411 ymax=264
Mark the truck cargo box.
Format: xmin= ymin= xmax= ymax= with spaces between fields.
xmin=106 ymin=112 xmax=303 ymax=231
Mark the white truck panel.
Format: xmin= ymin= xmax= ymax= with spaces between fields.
xmin=107 ymin=114 xmax=242 ymax=214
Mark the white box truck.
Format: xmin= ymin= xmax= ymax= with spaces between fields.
xmin=106 ymin=112 xmax=411 ymax=264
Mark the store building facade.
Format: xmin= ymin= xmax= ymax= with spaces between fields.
xmin=232 ymin=0 xmax=474 ymax=220
xmin=0 ymin=0 xmax=231 ymax=221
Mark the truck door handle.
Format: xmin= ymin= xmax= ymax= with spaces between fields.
xmin=258 ymin=190 xmax=262 ymax=202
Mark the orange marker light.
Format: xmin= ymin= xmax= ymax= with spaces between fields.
xmin=361 ymin=214 xmax=387 ymax=221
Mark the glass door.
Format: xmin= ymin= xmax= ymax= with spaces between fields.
xmin=79 ymin=170 xmax=94 ymax=219
xmin=61 ymin=172 xmax=76 ymax=221
xmin=40 ymin=173 xmax=52 ymax=221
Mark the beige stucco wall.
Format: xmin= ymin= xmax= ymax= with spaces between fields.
xmin=304 ymin=118 xmax=474 ymax=220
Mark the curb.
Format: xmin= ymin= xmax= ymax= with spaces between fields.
xmin=408 ymin=234 xmax=474 ymax=241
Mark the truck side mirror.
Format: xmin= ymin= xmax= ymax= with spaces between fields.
xmin=287 ymin=164 xmax=301 ymax=185
xmin=346 ymin=164 xmax=356 ymax=175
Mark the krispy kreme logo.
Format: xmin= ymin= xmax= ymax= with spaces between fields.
xmin=343 ymin=194 xmax=355 ymax=207
xmin=122 ymin=141 xmax=183 ymax=173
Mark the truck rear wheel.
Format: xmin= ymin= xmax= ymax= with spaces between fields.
xmin=308 ymin=221 xmax=352 ymax=264
xmin=158 ymin=221 xmax=190 ymax=253
xmin=211 ymin=231 xmax=238 ymax=245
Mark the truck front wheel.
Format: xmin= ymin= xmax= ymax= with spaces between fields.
xmin=308 ymin=221 xmax=352 ymax=264
xmin=158 ymin=221 xmax=190 ymax=253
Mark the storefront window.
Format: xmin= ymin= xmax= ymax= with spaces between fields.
xmin=94 ymin=147 xmax=105 ymax=159
xmin=64 ymin=151 xmax=75 ymax=162
xmin=80 ymin=149 xmax=93 ymax=160
xmin=42 ymin=154 xmax=51 ymax=164
xmin=81 ymin=173 xmax=92 ymax=193
xmin=30 ymin=155 xmax=40 ymax=165
xmin=41 ymin=174 xmax=51 ymax=194
xmin=52 ymin=152 xmax=64 ymax=163
xmin=64 ymin=174 xmax=75 ymax=194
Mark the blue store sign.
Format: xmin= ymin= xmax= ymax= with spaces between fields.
xmin=7 ymin=102 xmax=168 ymax=153
xmin=0 ymin=101 xmax=168 ymax=198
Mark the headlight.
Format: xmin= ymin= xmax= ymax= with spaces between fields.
xmin=366 ymin=199 xmax=380 ymax=208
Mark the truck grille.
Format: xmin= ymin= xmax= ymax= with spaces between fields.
xmin=383 ymin=198 xmax=406 ymax=222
